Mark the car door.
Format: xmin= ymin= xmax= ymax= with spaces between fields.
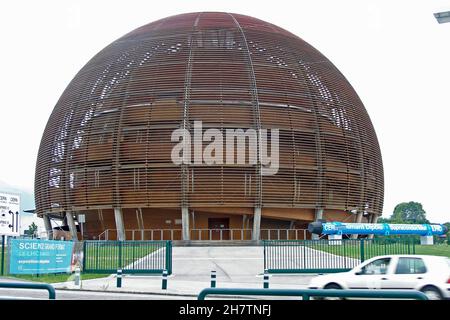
xmin=346 ymin=257 xmax=392 ymax=289
xmin=381 ymin=257 xmax=428 ymax=289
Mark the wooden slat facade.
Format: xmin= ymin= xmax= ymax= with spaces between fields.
xmin=35 ymin=12 xmax=383 ymax=231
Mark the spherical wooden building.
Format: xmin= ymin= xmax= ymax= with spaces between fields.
xmin=35 ymin=12 xmax=383 ymax=241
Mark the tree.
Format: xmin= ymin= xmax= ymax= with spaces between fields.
xmin=27 ymin=222 xmax=38 ymax=238
xmin=377 ymin=217 xmax=391 ymax=223
xmin=444 ymin=222 xmax=450 ymax=245
xmin=444 ymin=222 xmax=450 ymax=231
xmin=390 ymin=202 xmax=429 ymax=224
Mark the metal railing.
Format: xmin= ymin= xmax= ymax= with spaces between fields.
xmin=264 ymin=238 xmax=416 ymax=273
xmin=0 ymin=282 xmax=56 ymax=300
xmin=83 ymin=240 xmax=172 ymax=274
xmin=261 ymin=229 xmax=308 ymax=240
xmin=97 ymin=228 xmax=308 ymax=241
xmin=190 ymin=229 xmax=252 ymax=241
xmin=98 ymin=229 xmax=183 ymax=241
xmin=197 ymin=288 xmax=428 ymax=300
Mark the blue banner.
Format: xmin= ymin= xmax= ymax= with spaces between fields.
xmin=9 ymin=239 xmax=75 ymax=274
xmin=320 ymin=222 xmax=447 ymax=236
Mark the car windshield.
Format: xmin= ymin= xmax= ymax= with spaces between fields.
xmin=358 ymin=258 xmax=391 ymax=275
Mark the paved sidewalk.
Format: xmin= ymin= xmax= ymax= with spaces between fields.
xmin=53 ymin=246 xmax=318 ymax=297
xmin=53 ymin=273 xmax=315 ymax=296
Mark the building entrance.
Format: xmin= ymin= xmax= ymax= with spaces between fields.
xmin=208 ymin=218 xmax=230 ymax=240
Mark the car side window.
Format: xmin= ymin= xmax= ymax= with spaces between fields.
xmin=395 ymin=257 xmax=427 ymax=274
xmin=359 ymin=258 xmax=391 ymax=275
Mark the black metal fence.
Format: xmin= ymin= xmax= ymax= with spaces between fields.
xmin=264 ymin=238 xmax=416 ymax=273
xmin=83 ymin=240 xmax=172 ymax=274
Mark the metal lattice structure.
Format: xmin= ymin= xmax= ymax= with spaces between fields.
xmin=35 ymin=12 xmax=383 ymax=221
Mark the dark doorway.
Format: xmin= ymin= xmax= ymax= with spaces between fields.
xmin=208 ymin=218 xmax=230 ymax=240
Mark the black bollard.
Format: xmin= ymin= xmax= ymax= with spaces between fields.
xmin=162 ymin=269 xmax=168 ymax=290
xmin=210 ymin=270 xmax=217 ymax=288
xmin=116 ymin=269 xmax=122 ymax=288
xmin=263 ymin=269 xmax=269 ymax=289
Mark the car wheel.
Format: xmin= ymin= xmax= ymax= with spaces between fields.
xmin=421 ymin=286 xmax=443 ymax=300
xmin=322 ymin=283 xmax=344 ymax=300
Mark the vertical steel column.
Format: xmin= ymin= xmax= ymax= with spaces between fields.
xmin=228 ymin=13 xmax=262 ymax=209
xmin=43 ymin=214 xmax=53 ymax=240
xmin=181 ymin=207 xmax=190 ymax=240
xmin=367 ymin=214 xmax=379 ymax=239
xmin=351 ymin=212 xmax=363 ymax=239
xmin=114 ymin=208 xmax=126 ymax=241
xmin=180 ymin=14 xmax=201 ymax=237
xmin=66 ymin=211 xmax=78 ymax=241
xmin=312 ymin=208 xmax=323 ymax=240
xmin=252 ymin=207 xmax=262 ymax=240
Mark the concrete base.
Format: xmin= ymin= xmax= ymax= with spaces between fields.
xmin=328 ymin=234 xmax=342 ymax=245
xmin=420 ymin=236 xmax=434 ymax=245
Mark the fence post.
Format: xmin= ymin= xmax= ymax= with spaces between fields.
xmin=118 ymin=240 xmax=123 ymax=271
xmin=82 ymin=241 xmax=87 ymax=272
xmin=303 ymin=241 xmax=307 ymax=269
xmin=162 ymin=269 xmax=168 ymax=290
xmin=263 ymin=269 xmax=269 ymax=289
xmin=211 ymin=270 xmax=216 ymax=288
xmin=343 ymin=239 xmax=347 ymax=269
xmin=360 ymin=239 xmax=365 ymax=262
xmin=132 ymin=242 xmax=136 ymax=269
xmin=165 ymin=241 xmax=172 ymax=275
xmin=117 ymin=269 xmax=122 ymax=288
xmin=1 ymin=235 xmax=5 ymax=276
xmin=263 ymin=240 xmax=267 ymax=271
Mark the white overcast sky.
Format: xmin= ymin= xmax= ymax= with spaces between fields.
xmin=0 ymin=0 xmax=449 ymax=223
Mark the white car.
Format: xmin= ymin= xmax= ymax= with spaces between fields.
xmin=308 ymin=255 xmax=450 ymax=300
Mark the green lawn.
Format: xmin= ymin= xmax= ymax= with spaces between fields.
xmin=310 ymin=242 xmax=450 ymax=259
xmin=83 ymin=243 xmax=161 ymax=271
xmin=414 ymin=245 xmax=450 ymax=258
